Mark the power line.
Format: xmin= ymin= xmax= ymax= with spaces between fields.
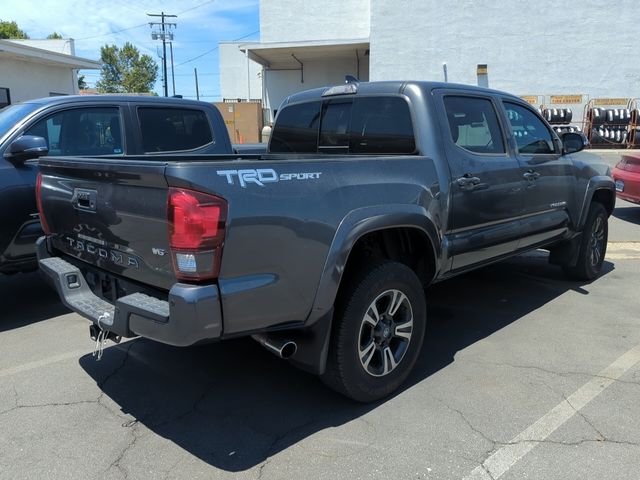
xmin=73 ymin=1 xmax=218 ymax=43
xmin=175 ymin=72 xmax=219 ymax=76
xmin=175 ymin=30 xmax=259 ymax=67
xmin=75 ymin=23 xmax=147 ymax=41
xmin=177 ymin=0 xmax=217 ymax=15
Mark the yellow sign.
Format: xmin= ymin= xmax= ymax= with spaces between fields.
xmin=520 ymin=95 xmax=539 ymax=105
xmin=550 ymin=95 xmax=583 ymax=105
xmin=593 ymin=98 xmax=629 ymax=106
xmin=476 ymin=64 xmax=488 ymax=75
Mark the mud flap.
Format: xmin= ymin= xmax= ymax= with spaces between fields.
xmin=286 ymin=309 xmax=334 ymax=376
xmin=548 ymin=233 xmax=582 ymax=267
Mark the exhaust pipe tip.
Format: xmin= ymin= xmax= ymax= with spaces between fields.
xmin=252 ymin=333 xmax=297 ymax=359
xmin=279 ymin=340 xmax=297 ymax=359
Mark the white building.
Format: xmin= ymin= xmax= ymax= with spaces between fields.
xmin=220 ymin=0 xmax=639 ymax=122
xmin=0 ymin=39 xmax=99 ymax=106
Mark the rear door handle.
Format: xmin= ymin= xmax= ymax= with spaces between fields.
xmin=523 ymin=170 xmax=541 ymax=181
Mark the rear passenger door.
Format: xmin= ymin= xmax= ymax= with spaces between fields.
xmin=435 ymin=92 xmax=524 ymax=270
xmin=500 ymin=101 xmax=575 ymax=248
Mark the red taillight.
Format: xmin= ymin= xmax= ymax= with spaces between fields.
xmin=167 ymin=188 xmax=227 ymax=281
xmin=35 ymin=173 xmax=51 ymax=235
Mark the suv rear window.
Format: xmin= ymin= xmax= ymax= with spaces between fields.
xmin=138 ymin=107 xmax=213 ymax=153
xmin=270 ymin=96 xmax=415 ymax=155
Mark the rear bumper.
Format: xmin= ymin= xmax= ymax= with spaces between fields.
xmin=37 ymin=237 xmax=223 ymax=346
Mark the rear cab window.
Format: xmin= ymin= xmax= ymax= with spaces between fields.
xmin=270 ymin=96 xmax=416 ymax=155
xmin=269 ymin=101 xmax=321 ymax=153
xmin=138 ymin=107 xmax=214 ymax=153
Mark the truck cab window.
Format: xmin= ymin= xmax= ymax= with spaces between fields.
xmin=138 ymin=107 xmax=214 ymax=153
xmin=26 ymin=107 xmax=122 ymax=156
xmin=443 ymin=96 xmax=505 ymax=154
xmin=349 ymin=97 xmax=416 ymax=154
xmin=503 ymin=102 xmax=555 ymax=154
xmin=319 ymin=100 xmax=352 ymax=152
xmin=270 ymin=101 xmax=321 ymax=153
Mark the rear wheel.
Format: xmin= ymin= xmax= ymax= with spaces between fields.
xmin=322 ymin=261 xmax=426 ymax=403
xmin=563 ymin=202 xmax=608 ymax=280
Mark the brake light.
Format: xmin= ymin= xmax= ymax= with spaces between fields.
xmin=35 ymin=173 xmax=51 ymax=235
xmin=167 ymin=188 xmax=227 ymax=281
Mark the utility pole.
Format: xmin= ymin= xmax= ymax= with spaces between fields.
xmin=148 ymin=11 xmax=177 ymax=97
xmin=194 ymin=68 xmax=200 ymax=101
xmin=169 ymin=42 xmax=176 ymax=96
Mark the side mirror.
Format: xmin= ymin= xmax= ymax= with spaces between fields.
xmin=3 ymin=135 xmax=48 ymax=164
xmin=561 ymin=132 xmax=588 ymax=155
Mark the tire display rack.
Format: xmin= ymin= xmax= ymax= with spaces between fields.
xmin=583 ymin=99 xmax=639 ymax=149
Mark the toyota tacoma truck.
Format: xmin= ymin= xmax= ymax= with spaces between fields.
xmin=0 ymin=95 xmax=259 ymax=275
xmin=36 ymin=81 xmax=615 ymax=402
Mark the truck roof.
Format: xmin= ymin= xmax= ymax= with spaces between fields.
xmin=283 ymin=80 xmax=523 ymax=106
xmin=17 ymin=95 xmax=213 ymax=108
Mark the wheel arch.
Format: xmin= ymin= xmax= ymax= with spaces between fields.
xmin=307 ymin=204 xmax=441 ymax=325
xmin=577 ymin=177 xmax=615 ymax=230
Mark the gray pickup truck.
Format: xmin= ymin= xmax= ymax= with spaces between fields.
xmin=37 ymin=81 xmax=615 ymax=402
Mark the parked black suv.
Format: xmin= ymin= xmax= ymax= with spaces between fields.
xmin=0 ymin=95 xmax=239 ymax=274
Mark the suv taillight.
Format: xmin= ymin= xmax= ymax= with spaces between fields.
xmin=35 ymin=173 xmax=51 ymax=235
xmin=167 ymin=187 xmax=227 ymax=281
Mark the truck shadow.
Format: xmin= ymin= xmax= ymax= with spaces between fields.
xmin=0 ymin=271 xmax=69 ymax=333
xmin=79 ymin=255 xmax=613 ymax=472
xmin=612 ymin=202 xmax=640 ymax=225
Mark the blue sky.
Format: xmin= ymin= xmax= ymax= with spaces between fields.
xmin=1 ymin=0 xmax=260 ymax=99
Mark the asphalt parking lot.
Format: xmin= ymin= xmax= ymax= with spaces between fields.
xmin=1 ymin=200 xmax=639 ymax=480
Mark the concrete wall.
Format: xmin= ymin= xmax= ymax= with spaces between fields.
xmin=265 ymin=56 xmax=369 ymax=120
xmin=219 ymin=43 xmax=264 ymax=101
xmin=260 ymin=0 xmax=370 ymax=42
xmin=0 ymin=58 xmax=78 ymax=103
xmin=370 ymin=0 xmax=640 ymax=99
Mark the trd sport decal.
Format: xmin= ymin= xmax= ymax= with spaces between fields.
xmin=216 ymin=168 xmax=321 ymax=188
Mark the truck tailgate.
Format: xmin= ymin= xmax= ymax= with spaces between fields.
xmin=38 ymin=157 xmax=175 ymax=291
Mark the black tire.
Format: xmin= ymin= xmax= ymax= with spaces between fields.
xmin=563 ymin=202 xmax=608 ymax=281
xmin=322 ymin=261 xmax=426 ymax=403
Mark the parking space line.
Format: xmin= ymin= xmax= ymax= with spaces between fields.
xmin=463 ymin=342 xmax=640 ymax=480
xmin=0 ymin=349 xmax=92 ymax=379
xmin=606 ymin=253 xmax=640 ymax=260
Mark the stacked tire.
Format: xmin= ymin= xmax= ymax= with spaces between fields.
xmin=543 ymin=108 xmax=580 ymax=137
xmin=544 ymin=108 xmax=573 ymax=124
xmin=589 ymin=108 xmax=633 ymax=146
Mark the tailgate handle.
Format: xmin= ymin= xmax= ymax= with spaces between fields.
xmin=72 ymin=188 xmax=97 ymax=212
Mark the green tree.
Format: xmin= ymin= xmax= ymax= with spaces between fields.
xmin=0 ymin=20 xmax=29 ymax=39
xmin=47 ymin=32 xmax=63 ymax=39
xmin=77 ymin=74 xmax=88 ymax=90
xmin=96 ymin=43 xmax=158 ymax=94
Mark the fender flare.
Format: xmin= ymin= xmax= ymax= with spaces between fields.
xmin=577 ymin=176 xmax=615 ymax=231
xmin=306 ymin=204 xmax=441 ymax=326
